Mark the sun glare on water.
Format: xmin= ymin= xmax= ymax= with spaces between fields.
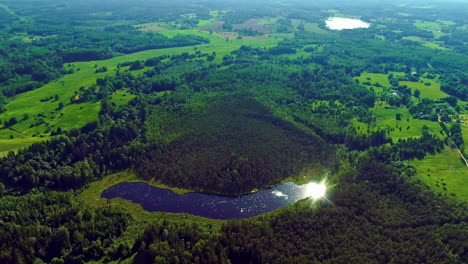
xmin=304 ymin=182 xmax=327 ymax=200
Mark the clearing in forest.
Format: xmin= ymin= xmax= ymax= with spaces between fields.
xmin=411 ymin=147 xmax=468 ymax=202
xmin=403 ymin=36 xmax=448 ymax=50
xmin=200 ymin=21 xmax=225 ymax=31
xmin=355 ymin=72 xmax=405 ymax=93
xmin=361 ymin=103 xmax=444 ymax=140
xmin=232 ymin=19 xmax=270 ymax=34
xmin=0 ymin=30 xmax=285 ymax=155
xmin=400 ymin=78 xmax=448 ymax=99
xmin=137 ymin=25 xmax=167 ymax=32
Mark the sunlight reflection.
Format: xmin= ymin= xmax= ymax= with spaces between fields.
xmin=303 ymin=182 xmax=327 ymax=200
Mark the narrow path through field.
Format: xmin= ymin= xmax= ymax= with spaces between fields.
xmin=456 ymin=147 xmax=468 ymax=167
xmin=438 ymin=115 xmax=468 ymax=167
xmin=7 ymin=128 xmax=29 ymax=137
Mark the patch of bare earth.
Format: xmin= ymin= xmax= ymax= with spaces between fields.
xmin=232 ymin=19 xmax=270 ymax=34
xmin=201 ymin=20 xmax=225 ymax=31
xmin=243 ymin=35 xmax=267 ymax=40
xmin=137 ymin=26 xmax=167 ymax=32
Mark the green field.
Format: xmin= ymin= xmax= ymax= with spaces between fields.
xmin=110 ymin=89 xmax=136 ymax=107
xmin=356 ymin=72 xmax=448 ymax=100
xmin=400 ymin=77 xmax=448 ymax=99
xmin=355 ymin=72 xmax=405 ymax=93
xmin=413 ymin=20 xmax=450 ymax=39
xmin=289 ymin=19 xmax=328 ymax=34
xmin=197 ymin=19 xmax=213 ymax=27
xmin=414 ymin=20 xmax=442 ymax=30
xmin=366 ymin=103 xmax=444 ymax=140
xmin=0 ymin=29 xmax=285 ymax=155
xmin=356 ymin=72 xmax=467 ymax=201
xmin=403 ymin=36 xmax=448 ymax=50
xmin=411 ymin=147 xmax=468 ymax=201
xmin=0 ymin=136 xmax=46 ymax=157
xmin=304 ymin=22 xmax=329 ymax=34
xmin=358 ymin=72 xmax=391 ymax=88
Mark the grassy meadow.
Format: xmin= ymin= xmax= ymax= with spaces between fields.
xmin=0 ymin=136 xmax=46 ymax=157
xmin=411 ymin=147 xmax=468 ymax=201
xmin=402 ymin=36 xmax=448 ymax=50
xmin=356 ymin=72 xmax=448 ymax=100
xmin=400 ymin=78 xmax=449 ymax=99
xmin=413 ymin=20 xmax=451 ymax=39
xmin=0 ymin=29 xmax=285 ymax=155
xmin=359 ymin=102 xmax=444 ymax=140
xmin=355 ymin=72 xmax=467 ymax=202
xmin=355 ymin=72 xmax=406 ymax=93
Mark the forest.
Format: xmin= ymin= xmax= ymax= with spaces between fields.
xmin=0 ymin=0 xmax=467 ymax=263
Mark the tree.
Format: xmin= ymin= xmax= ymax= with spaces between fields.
xmin=4 ymin=117 xmax=17 ymax=127
xmin=450 ymin=123 xmax=462 ymax=135
xmin=443 ymin=96 xmax=458 ymax=107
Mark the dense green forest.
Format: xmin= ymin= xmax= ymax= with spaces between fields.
xmin=0 ymin=0 xmax=467 ymax=263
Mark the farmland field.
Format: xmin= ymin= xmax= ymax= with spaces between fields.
xmin=411 ymin=147 xmax=468 ymax=201
xmin=232 ymin=18 xmax=270 ymax=34
xmin=402 ymin=36 xmax=448 ymax=50
xmin=1 ymin=1 xmax=468 ymax=263
xmin=0 ymin=136 xmax=46 ymax=157
xmin=413 ymin=20 xmax=450 ymax=38
xmin=355 ymin=72 xmax=404 ymax=93
xmin=0 ymin=29 xmax=285 ymax=154
xmin=370 ymin=103 xmax=443 ymax=140
xmin=400 ymin=78 xmax=448 ymax=99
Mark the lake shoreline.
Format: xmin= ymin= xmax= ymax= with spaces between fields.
xmin=101 ymin=181 xmax=320 ymax=219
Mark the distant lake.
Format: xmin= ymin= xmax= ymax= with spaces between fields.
xmin=101 ymin=181 xmax=323 ymax=220
xmin=326 ymin=17 xmax=370 ymax=30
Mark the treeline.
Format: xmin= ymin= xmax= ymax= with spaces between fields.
xmin=288 ymin=68 xmax=376 ymax=107
xmin=0 ymin=191 xmax=130 ymax=264
xmin=0 ymin=43 xmax=64 ymax=98
xmin=5 ymin=0 xmax=212 ymax=27
xmin=440 ymin=71 xmax=468 ymax=101
xmin=73 ymin=56 xmax=209 ymax=103
xmin=0 ymin=33 xmax=207 ymax=100
xmin=368 ymin=129 xmax=445 ymax=162
xmin=0 ymin=104 xmax=145 ymax=190
xmin=132 ymin=221 xmax=228 ymax=264
xmin=56 ymin=31 xmax=209 ymax=62
xmin=220 ymin=9 xmax=272 ymax=31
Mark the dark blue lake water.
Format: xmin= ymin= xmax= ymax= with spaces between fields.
xmin=101 ymin=181 xmax=318 ymax=220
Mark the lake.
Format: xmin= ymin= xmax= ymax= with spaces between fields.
xmin=326 ymin=17 xmax=370 ymax=30
xmin=101 ymin=181 xmax=325 ymax=220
